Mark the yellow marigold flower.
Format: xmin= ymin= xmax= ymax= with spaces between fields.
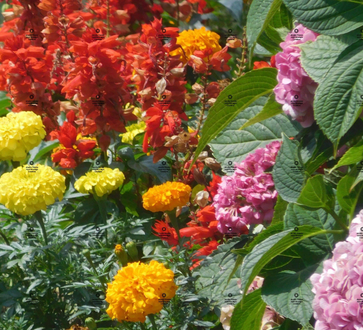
xmin=74 ymin=167 xmax=125 ymax=197
xmin=119 ymin=122 xmax=146 ymax=144
xmin=0 ymin=111 xmax=46 ymax=161
xmin=170 ymin=27 xmax=222 ymax=62
xmin=0 ymin=164 xmax=66 ymax=216
xmin=106 ymin=261 xmax=178 ymax=323
xmin=142 ymin=181 xmax=191 ymax=212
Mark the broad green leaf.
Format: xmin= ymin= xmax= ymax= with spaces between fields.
xmin=217 ymin=0 xmax=243 ymax=23
xmin=195 ymin=239 xmax=243 ymax=307
xmin=271 ymin=195 xmax=289 ymax=224
xmin=28 ymin=140 xmax=60 ymax=162
xmin=337 ymin=167 xmax=363 ymax=218
xmin=261 ymin=265 xmax=319 ymax=325
xmin=296 ymin=175 xmax=333 ymax=209
xmin=247 ymin=0 xmax=282 ymax=54
xmin=194 ymin=68 xmax=279 ymax=165
xmin=210 ymin=96 xmax=300 ymax=171
xmin=283 ymin=0 xmax=363 ymax=35
xmin=273 ymin=134 xmax=305 ymax=203
xmin=331 ymin=139 xmax=363 ymax=171
xmin=300 ymin=35 xmax=352 ymax=84
xmin=239 ymin=94 xmax=282 ymax=130
xmin=314 ymin=41 xmax=363 ymax=150
xmin=128 ymin=155 xmax=171 ymax=184
xmin=352 ymin=170 xmax=363 ymax=190
xmin=284 ymin=204 xmax=335 ymax=260
xmin=240 ymin=225 xmax=330 ymax=299
xmin=230 ymin=289 xmax=266 ymax=330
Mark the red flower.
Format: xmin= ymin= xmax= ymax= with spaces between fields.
xmin=208 ymin=173 xmax=222 ymax=199
xmin=190 ymin=240 xmax=219 ymax=270
xmin=196 ymin=205 xmax=215 ymax=223
xmin=253 ymin=61 xmax=272 ymax=70
xmin=152 ymin=220 xmax=179 ymax=246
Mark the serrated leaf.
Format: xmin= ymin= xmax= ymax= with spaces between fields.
xmin=300 ymin=35 xmax=352 ymax=84
xmin=283 ymin=0 xmax=363 ymax=35
xmin=247 ymin=0 xmax=282 ymax=54
xmin=230 ymin=289 xmax=266 ymax=330
xmin=314 ymin=41 xmax=363 ymax=150
xmin=193 ymin=68 xmax=279 ymax=165
xmin=284 ymin=204 xmax=335 ymax=259
xmin=271 ymin=195 xmax=289 ymax=224
xmin=261 ymin=265 xmax=318 ymax=325
xmin=210 ymin=96 xmax=300 ymax=170
xmin=273 ymin=134 xmax=305 ymax=203
xmin=331 ymin=139 xmax=363 ymax=171
xmin=296 ymin=175 xmax=332 ymax=209
xmin=337 ymin=167 xmax=363 ymax=218
xmin=128 ymin=156 xmax=171 ymax=184
xmin=240 ymin=225 xmax=330 ymax=299
xmin=239 ymin=93 xmax=282 ymax=130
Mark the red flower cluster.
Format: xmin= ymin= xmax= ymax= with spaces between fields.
xmin=50 ymin=111 xmax=97 ymax=168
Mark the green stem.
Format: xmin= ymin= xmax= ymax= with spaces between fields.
xmin=139 ymin=322 xmax=146 ymax=330
xmin=148 ymin=314 xmax=158 ymax=330
xmin=84 ymin=251 xmax=108 ymax=292
xmin=0 ymin=229 xmax=10 ymax=245
xmin=324 ymin=208 xmax=349 ymax=232
xmin=34 ymin=211 xmax=48 ymax=245
xmin=95 ymin=195 xmax=109 ymax=245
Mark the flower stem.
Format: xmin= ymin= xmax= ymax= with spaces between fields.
xmin=148 ymin=314 xmax=158 ymax=330
xmin=139 ymin=322 xmax=146 ymax=330
xmin=0 ymin=228 xmax=10 ymax=245
xmin=324 ymin=208 xmax=349 ymax=232
xmin=34 ymin=211 xmax=48 ymax=245
xmin=95 ymin=195 xmax=109 ymax=245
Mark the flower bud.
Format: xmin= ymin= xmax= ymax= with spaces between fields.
xmin=197 ymin=152 xmax=209 ymax=161
xmin=156 ymin=77 xmax=167 ymax=95
xmin=85 ymin=317 xmax=97 ymax=330
xmin=114 ymin=244 xmax=128 ymax=266
xmin=126 ymin=241 xmax=139 ymax=261
xmin=204 ymin=157 xmax=221 ymax=171
xmin=185 ymin=93 xmax=199 ymax=105
xmin=227 ymin=37 xmax=242 ymax=48
xmin=192 ymin=83 xmax=204 ymax=94
xmin=194 ymin=190 xmax=209 ymax=207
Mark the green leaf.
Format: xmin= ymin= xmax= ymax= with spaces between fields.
xmin=283 ymin=0 xmax=363 ymax=35
xmin=217 ymin=0 xmax=243 ymax=23
xmin=261 ymin=265 xmax=318 ymax=325
xmin=239 ymin=225 xmax=331 ymax=299
xmin=271 ymin=195 xmax=289 ymax=224
xmin=210 ymin=96 xmax=300 ymax=169
xmin=284 ymin=204 xmax=335 ymax=259
xmin=247 ymin=0 xmax=282 ymax=54
xmin=239 ymin=93 xmax=282 ymax=130
xmin=337 ymin=167 xmax=363 ymax=217
xmin=195 ymin=239 xmax=243 ymax=307
xmin=230 ymin=289 xmax=266 ymax=330
xmin=314 ymin=41 xmax=363 ymax=150
xmin=273 ymin=134 xmax=305 ymax=203
xmin=28 ymin=140 xmax=60 ymax=162
xmin=296 ymin=175 xmax=333 ymax=209
xmin=193 ymin=68 xmax=279 ymax=164
xmin=300 ymin=35 xmax=352 ymax=84
xmin=331 ymin=139 xmax=363 ymax=171
xmin=128 ymin=156 xmax=171 ymax=184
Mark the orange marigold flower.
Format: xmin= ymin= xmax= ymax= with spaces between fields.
xmin=142 ymin=181 xmax=191 ymax=212
xmin=171 ymin=26 xmax=221 ymax=63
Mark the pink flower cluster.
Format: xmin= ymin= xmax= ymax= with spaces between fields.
xmin=213 ymin=141 xmax=281 ymax=234
xmin=274 ymin=24 xmax=319 ymax=128
xmin=310 ymin=210 xmax=363 ymax=330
